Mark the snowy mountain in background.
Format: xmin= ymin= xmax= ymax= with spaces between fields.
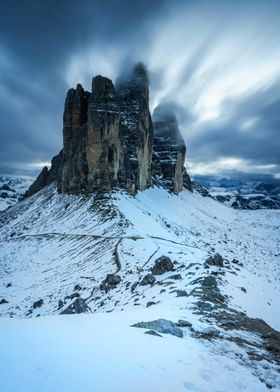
xmin=0 ymin=183 xmax=279 ymax=391
xmin=194 ymin=175 xmax=280 ymax=210
xmin=0 ymin=176 xmax=33 ymax=211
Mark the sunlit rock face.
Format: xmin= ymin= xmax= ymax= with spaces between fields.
xmin=25 ymin=63 xmax=192 ymax=197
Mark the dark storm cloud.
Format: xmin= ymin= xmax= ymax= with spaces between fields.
xmin=0 ymin=0 xmax=175 ymax=175
xmin=188 ymin=80 xmax=280 ymax=177
xmin=0 ymin=0 xmax=280 ymax=179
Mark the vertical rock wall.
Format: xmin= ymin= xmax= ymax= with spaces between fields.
xmin=25 ymin=64 xmax=192 ymax=198
xmin=152 ymin=106 xmax=189 ymax=194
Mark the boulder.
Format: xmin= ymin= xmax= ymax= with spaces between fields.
xmin=32 ymin=299 xmax=43 ymax=309
xmin=176 ymin=290 xmax=188 ymax=297
xmin=205 ymin=253 xmax=224 ymax=267
xmin=140 ymin=274 xmax=156 ymax=286
xmin=131 ymin=282 xmax=138 ymax=292
xmin=146 ymin=301 xmax=157 ymax=307
xmin=176 ymin=319 xmax=192 ymax=328
xmin=132 ymin=318 xmax=183 ymax=338
xmin=60 ymin=298 xmax=91 ymax=315
xmin=100 ymin=274 xmax=121 ymax=292
xmin=144 ymin=330 xmax=162 ymax=337
xmin=151 ymin=256 xmax=174 ymax=275
xmin=65 ymin=292 xmax=80 ymax=300
xmin=169 ymin=274 xmax=182 ymax=280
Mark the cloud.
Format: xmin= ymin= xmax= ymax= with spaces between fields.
xmin=187 ymin=80 xmax=280 ymax=179
xmin=0 ymin=0 xmax=280 ymax=180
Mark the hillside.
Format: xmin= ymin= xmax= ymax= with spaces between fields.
xmin=0 ymin=184 xmax=279 ymax=391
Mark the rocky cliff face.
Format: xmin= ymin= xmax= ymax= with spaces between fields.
xmin=25 ymin=64 xmax=192 ymax=198
xmin=152 ymin=106 xmax=190 ymax=194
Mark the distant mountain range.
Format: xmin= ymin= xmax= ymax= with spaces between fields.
xmin=193 ymin=175 xmax=280 ymax=210
xmin=0 ymin=176 xmax=33 ymax=211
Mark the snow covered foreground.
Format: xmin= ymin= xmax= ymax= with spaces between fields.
xmin=0 ymin=310 xmax=276 ymax=392
xmin=0 ymin=185 xmax=279 ymax=391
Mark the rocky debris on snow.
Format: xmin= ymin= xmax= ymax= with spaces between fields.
xmin=74 ymin=284 xmax=82 ymax=291
xmin=32 ymin=299 xmax=43 ymax=309
xmin=189 ymin=272 xmax=280 ymax=369
xmin=231 ymin=258 xmax=243 ymax=266
xmin=131 ymin=318 xmax=184 ymax=338
xmin=65 ymin=292 xmax=80 ymax=300
xmin=131 ymin=282 xmax=138 ymax=292
xmin=200 ymin=326 xmax=221 ymax=337
xmin=146 ymin=301 xmax=157 ymax=307
xmin=176 ymin=290 xmax=188 ymax=297
xmin=144 ymin=330 xmax=162 ymax=337
xmin=205 ymin=253 xmax=224 ymax=267
xmin=140 ymin=274 xmax=156 ymax=286
xmin=151 ymin=256 xmax=174 ymax=275
xmin=100 ymin=274 xmax=121 ymax=292
xmin=0 ymin=299 xmax=8 ymax=304
xmin=58 ymin=300 xmax=64 ymax=309
xmin=6 ymin=282 xmax=12 ymax=288
xmin=176 ymin=319 xmax=192 ymax=328
xmin=25 ymin=63 xmax=192 ymax=198
xmin=190 ymin=275 xmax=228 ymax=310
xmin=169 ymin=274 xmax=182 ymax=280
xmin=60 ymin=298 xmax=91 ymax=315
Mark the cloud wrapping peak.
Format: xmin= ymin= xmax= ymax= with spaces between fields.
xmin=0 ymin=0 xmax=280 ymax=180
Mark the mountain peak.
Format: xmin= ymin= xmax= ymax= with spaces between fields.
xmin=25 ymin=65 xmax=192 ymax=197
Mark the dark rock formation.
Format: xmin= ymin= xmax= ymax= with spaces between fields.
xmin=140 ymin=273 xmax=156 ymax=286
xmin=144 ymin=330 xmax=162 ymax=337
xmin=205 ymin=253 xmax=224 ymax=267
xmin=32 ymin=299 xmax=44 ymax=309
xmin=151 ymin=255 xmax=174 ymax=275
xmin=152 ymin=105 xmax=191 ymax=194
xmin=176 ymin=290 xmax=188 ymax=297
xmin=131 ymin=318 xmax=184 ymax=338
xmin=25 ymin=63 xmax=192 ymax=198
xmin=100 ymin=274 xmax=121 ymax=292
xmin=176 ymin=319 xmax=192 ymax=328
xmin=60 ymin=298 xmax=91 ymax=314
xmin=24 ymin=151 xmax=63 ymax=198
xmin=191 ymin=181 xmax=210 ymax=197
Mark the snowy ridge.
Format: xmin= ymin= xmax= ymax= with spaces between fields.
xmin=0 ymin=184 xmax=280 ymax=391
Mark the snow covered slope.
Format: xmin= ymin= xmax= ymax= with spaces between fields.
xmin=0 ymin=184 xmax=279 ymax=391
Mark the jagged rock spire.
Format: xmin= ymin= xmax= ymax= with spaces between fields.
xmin=152 ymin=105 xmax=188 ymax=194
xmin=25 ymin=64 xmax=192 ymax=198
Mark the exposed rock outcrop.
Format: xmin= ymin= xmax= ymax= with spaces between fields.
xmin=151 ymin=255 xmax=174 ymax=275
xmin=25 ymin=63 xmax=192 ymax=198
xmin=131 ymin=318 xmax=184 ymax=338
